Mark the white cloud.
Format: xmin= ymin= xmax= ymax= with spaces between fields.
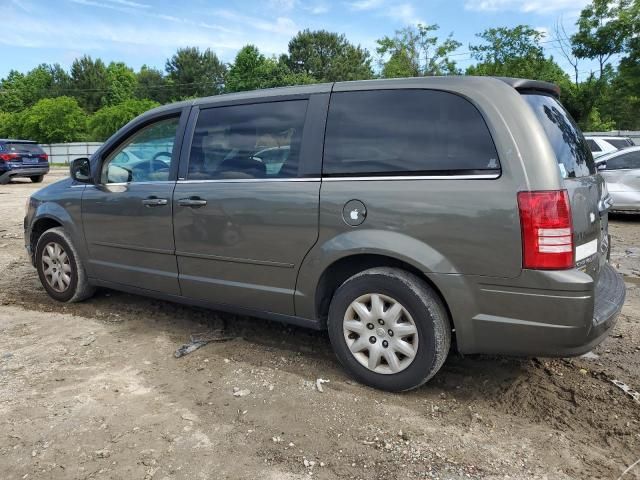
xmin=348 ymin=0 xmax=385 ymax=11
xmin=212 ymin=9 xmax=299 ymax=36
xmin=464 ymin=0 xmax=589 ymax=14
xmin=103 ymin=0 xmax=150 ymax=8
xmin=268 ymin=0 xmax=296 ymax=12
xmin=387 ymin=3 xmax=424 ymax=25
xmin=306 ymin=3 xmax=330 ymax=14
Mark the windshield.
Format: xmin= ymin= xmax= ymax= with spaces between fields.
xmin=523 ymin=94 xmax=595 ymax=178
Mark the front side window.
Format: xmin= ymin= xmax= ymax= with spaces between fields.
xmin=607 ymin=139 xmax=631 ymax=150
xmin=323 ymin=90 xmax=500 ymax=177
xmin=606 ymin=151 xmax=640 ymax=170
xmin=102 ymin=117 xmax=180 ymax=184
xmin=187 ymin=100 xmax=308 ymax=180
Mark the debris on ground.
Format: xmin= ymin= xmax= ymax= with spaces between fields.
xmin=610 ymin=379 xmax=640 ymax=404
xmin=233 ymin=387 xmax=251 ymax=397
xmin=315 ymin=378 xmax=330 ymax=392
xmin=174 ymin=330 xmax=235 ymax=358
xmin=81 ymin=335 xmax=96 ymax=346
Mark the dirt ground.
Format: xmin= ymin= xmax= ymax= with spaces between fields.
xmin=0 ymin=170 xmax=639 ymax=480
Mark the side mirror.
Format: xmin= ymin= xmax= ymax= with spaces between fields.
xmin=70 ymin=157 xmax=92 ymax=183
xmin=597 ymin=162 xmax=607 ymax=171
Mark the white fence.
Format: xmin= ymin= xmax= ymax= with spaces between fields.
xmin=41 ymin=142 xmax=102 ymax=165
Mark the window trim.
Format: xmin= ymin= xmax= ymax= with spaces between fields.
xmin=321 ymin=88 xmax=502 ymax=179
xmin=94 ymin=108 xmax=189 ymax=185
xmin=179 ymin=95 xmax=323 ymax=181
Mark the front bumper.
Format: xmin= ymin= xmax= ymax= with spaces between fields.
xmin=445 ymin=263 xmax=626 ymax=357
xmin=0 ymin=166 xmax=49 ymax=184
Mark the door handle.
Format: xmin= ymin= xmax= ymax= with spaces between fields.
xmin=178 ymin=197 xmax=207 ymax=208
xmin=142 ymin=197 xmax=168 ymax=207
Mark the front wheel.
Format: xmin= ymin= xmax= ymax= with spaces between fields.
xmin=30 ymin=175 xmax=44 ymax=183
xmin=327 ymin=267 xmax=451 ymax=391
xmin=35 ymin=227 xmax=95 ymax=302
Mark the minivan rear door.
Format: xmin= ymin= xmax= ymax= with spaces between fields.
xmin=523 ymin=94 xmax=606 ymax=279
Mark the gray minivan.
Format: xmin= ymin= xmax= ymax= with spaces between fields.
xmin=24 ymin=77 xmax=626 ymax=391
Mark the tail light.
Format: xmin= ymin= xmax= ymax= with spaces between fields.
xmin=0 ymin=153 xmax=19 ymax=162
xmin=517 ymin=190 xmax=574 ymax=270
xmin=39 ymin=153 xmax=48 ymax=161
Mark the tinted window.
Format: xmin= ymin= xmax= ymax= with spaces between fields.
xmin=188 ymin=100 xmax=308 ymax=180
xmin=606 ymin=151 xmax=640 ymax=170
xmin=586 ymin=139 xmax=601 ymax=152
xmin=523 ymin=94 xmax=595 ymax=178
xmin=607 ymin=139 xmax=631 ymax=150
xmin=1 ymin=142 xmax=44 ymax=154
xmin=323 ymin=90 xmax=500 ymax=176
xmin=102 ymin=117 xmax=179 ymax=184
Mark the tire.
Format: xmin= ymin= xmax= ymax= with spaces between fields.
xmin=327 ymin=267 xmax=451 ymax=392
xmin=30 ymin=175 xmax=44 ymax=183
xmin=35 ymin=227 xmax=95 ymax=303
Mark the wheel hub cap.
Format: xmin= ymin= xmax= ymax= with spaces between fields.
xmin=343 ymin=293 xmax=419 ymax=375
xmin=42 ymin=241 xmax=71 ymax=293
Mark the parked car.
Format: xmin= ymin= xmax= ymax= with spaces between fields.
xmin=24 ymin=77 xmax=625 ymax=391
xmin=0 ymin=139 xmax=49 ymax=184
xmin=595 ymin=146 xmax=640 ymax=212
xmin=585 ymin=136 xmax=635 ymax=158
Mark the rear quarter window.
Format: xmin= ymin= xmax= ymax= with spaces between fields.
xmin=586 ymin=139 xmax=601 ymax=152
xmin=323 ymin=89 xmax=500 ymax=177
xmin=523 ymin=94 xmax=595 ymax=178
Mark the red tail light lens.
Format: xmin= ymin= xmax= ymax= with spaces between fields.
xmin=517 ymin=190 xmax=574 ymax=270
xmin=0 ymin=153 xmax=19 ymax=162
xmin=39 ymin=153 xmax=48 ymax=161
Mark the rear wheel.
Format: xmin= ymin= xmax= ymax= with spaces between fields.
xmin=35 ymin=227 xmax=95 ymax=303
xmin=30 ymin=175 xmax=44 ymax=183
xmin=327 ymin=267 xmax=451 ymax=391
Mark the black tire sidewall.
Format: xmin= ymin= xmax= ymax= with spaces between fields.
xmin=30 ymin=175 xmax=44 ymax=183
xmin=35 ymin=231 xmax=79 ymax=302
xmin=328 ymin=272 xmax=441 ymax=392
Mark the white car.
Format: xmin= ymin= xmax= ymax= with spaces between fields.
xmin=585 ymin=136 xmax=635 ymax=158
xmin=595 ymin=146 xmax=640 ymax=212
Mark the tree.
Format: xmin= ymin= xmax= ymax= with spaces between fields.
xmin=165 ymin=47 xmax=226 ymax=99
xmin=88 ymin=99 xmax=159 ymax=141
xmin=136 ymin=65 xmax=170 ymax=104
xmin=70 ymin=55 xmax=109 ymax=112
xmin=18 ymin=97 xmax=87 ymax=143
xmin=225 ymin=45 xmax=315 ymax=93
xmin=571 ymin=0 xmax=631 ymax=78
xmin=467 ymin=25 xmax=569 ymax=85
xmin=104 ymin=62 xmax=137 ymax=106
xmin=376 ymin=24 xmax=462 ymax=77
xmin=285 ymin=29 xmax=373 ymax=82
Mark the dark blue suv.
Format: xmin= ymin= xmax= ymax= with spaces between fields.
xmin=0 ymin=139 xmax=50 ymax=184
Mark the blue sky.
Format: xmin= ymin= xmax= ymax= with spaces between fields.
xmin=1 ymin=0 xmax=593 ymax=79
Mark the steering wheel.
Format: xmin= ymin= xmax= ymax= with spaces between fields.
xmin=152 ymin=151 xmax=172 ymax=163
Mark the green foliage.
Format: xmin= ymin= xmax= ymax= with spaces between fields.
xmin=226 ymin=45 xmax=315 ymax=93
xmin=285 ymin=29 xmax=373 ymax=82
xmin=136 ymin=65 xmax=170 ymax=104
xmin=88 ymin=99 xmax=160 ymax=141
xmin=0 ymin=111 xmax=18 ymax=138
xmin=165 ymin=47 xmax=226 ymax=99
xmin=70 ymin=56 xmax=109 ymax=113
xmin=104 ymin=62 xmax=137 ymax=106
xmin=467 ymin=25 xmax=569 ymax=85
xmin=377 ymin=24 xmax=462 ymax=77
xmin=17 ymin=97 xmax=87 ymax=143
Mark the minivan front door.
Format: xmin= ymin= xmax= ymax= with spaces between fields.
xmin=173 ymin=96 xmax=326 ymax=315
xmin=82 ymin=114 xmax=184 ymax=295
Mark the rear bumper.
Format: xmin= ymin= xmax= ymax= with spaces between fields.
xmin=437 ymin=263 xmax=626 ymax=357
xmin=0 ymin=166 xmax=49 ymax=184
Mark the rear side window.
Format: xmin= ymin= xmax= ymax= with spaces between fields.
xmin=606 ymin=151 xmax=640 ymax=170
xmin=323 ymin=90 xmax=500 ymax=177
xmin=586 ymin=139 xmax=601 ymax=152
xmin=523 ymin=94 xmax=595 ymax=178
xmin=188 ymin=100 xmax=308 ymax=180
xmin=2 ymin=142 xmax=44 ymax=154
xmin=606 ymin=138 xmax=631 ymax=150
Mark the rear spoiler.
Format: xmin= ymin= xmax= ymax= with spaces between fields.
xmin=495 ymin=77 xmax=561 ymax=98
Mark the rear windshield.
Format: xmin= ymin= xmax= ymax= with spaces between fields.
xmin=607 ymin=138 xmax=632 ymax=149
xmin=1 ymin=142 xmax=44 ymax=154
xmin=523 ymin=94 xmax=595 ymax=178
